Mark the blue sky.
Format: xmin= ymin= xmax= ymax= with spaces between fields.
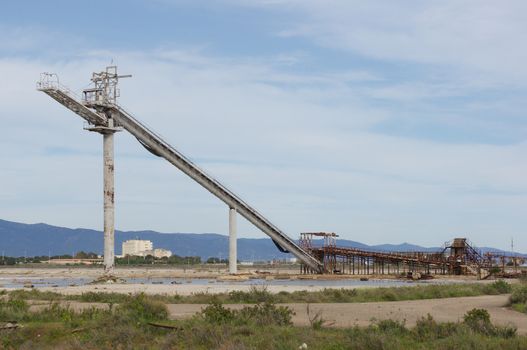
xmin=1 ymin=0 xmax=526 ymax=253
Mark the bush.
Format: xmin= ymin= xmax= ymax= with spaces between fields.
xmin=510 ymin=283 xmax=527 ymax=315
xmin=0 ymin=298 xmax=29 ymax=321
xmin=490 ymin=266 xmax=502 ymax=274
xmin=484 ymin=280 xmax=512 ymax=294
xmin=77 ymin=291 xmax=129 ymax=304
xmin=238 ymin=302 xmax=293 ymax=326
xmin=201 ymin=301 xmax=235 ymax=324
xmin=512 ymin=303 xmax=527 ymax=313
xmin=8 ymin=289 xmax=62 ymax=301
xmin=463 ymin=308 xmax=516 ymax=338
xmin=374 ymin=319 xmax=408 ymax=335
xmin=201 ymin=301 xmax=293 ymax=326
xmin=414 ymin=314 xmax=458 ymax=340
xmin=115 ymin=293 xmax=168 ymax=322
xmin=464 ymin=309 xmax=491 ymax=328
xmin=510 ymin=284 xmax=527 ymax=305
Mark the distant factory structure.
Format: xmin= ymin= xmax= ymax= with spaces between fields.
xmin=120 ymin=239 xmax=172 ymax=259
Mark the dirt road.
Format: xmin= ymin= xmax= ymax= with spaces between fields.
xmin=33 ymin=294 xmax=526 ymax=333
xmin=166 ymin=295 xmax=527 ymax=333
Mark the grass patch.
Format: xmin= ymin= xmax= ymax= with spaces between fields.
xmin=203 ymin=280 xmax=512 ymax=304
xmin=201 ymin=301 xmax=294 ymax=326
xmin=0 ymin=293 xmax=524 ymax=349
xmin=115 ymin=293 xmax=169 ymax=323
xmin=6 ymin=280 xmax=514 ymax=306
xmin=509 ymin=282 xmax=527 ymax=314
xmin=8 ymin=289 xmax=63 ymax=301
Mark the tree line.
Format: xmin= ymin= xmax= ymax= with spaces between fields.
xmin=0 ymin=252 xmax=233 ymax=266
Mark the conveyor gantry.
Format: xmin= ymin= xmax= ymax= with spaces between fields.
xmin=37 ymin=70 xmax=325 ymax=273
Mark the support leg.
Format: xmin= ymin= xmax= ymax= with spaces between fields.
xmin=229 ymin=207 xmax=237 ymax=274
xmin=103 ymin=132 xmax=115 ymax=275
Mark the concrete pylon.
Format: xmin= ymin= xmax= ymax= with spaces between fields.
xmin=86 ymin=118 xmax=119 ymax=276
xmin=229 ymin=207 xmax=237 ymax=274
xmin=88 ymin=117 xmax=120 ymax=276
xmin=103 ymin=130 xmax=116 ymax=275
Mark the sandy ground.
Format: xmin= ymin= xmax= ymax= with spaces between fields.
xmin=0 ymin=267 xmax=480 ymax=280
xmin=28 ymin=295 xmax=527 ymax=334
xmin=2 ymin=278 xmax=478 ymax=296
xmin=0 ymin=267 xmax=304 ymax=279
xmin=0 ymin=267 xmax=500 ymax=295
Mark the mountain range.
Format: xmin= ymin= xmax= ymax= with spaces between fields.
xmin=0 ymin=219 xmax=523 ymax=260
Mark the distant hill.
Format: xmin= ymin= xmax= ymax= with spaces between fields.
xmin=0 ymin=219 xmax=523 ymax=260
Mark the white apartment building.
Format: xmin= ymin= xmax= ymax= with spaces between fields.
xmin=122 ymin=240 xmax=153 ymax=256
xmin=136 ymin=248 xmax=173 ymax=259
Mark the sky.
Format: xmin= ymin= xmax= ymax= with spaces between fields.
xmin=1 ymin=0 xmax=526 ymax=252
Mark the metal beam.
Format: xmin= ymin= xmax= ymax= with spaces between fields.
xmin=110 ymin=105 xmax=324 ymax=272
xmin=38 ymin=88 xmax=107 ymax=126
xmin=38 ymin=79 xmax=325 ymax=273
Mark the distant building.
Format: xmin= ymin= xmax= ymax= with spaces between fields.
xmin=121 ymin=240 xmax=172 ymax=258
xmin=271 ymin=258 xmax=298 ymax=265
xmin=136 ymin=248 xmax=173 ymax=259
xmin=122 ymin=240 xmax=153 ymax=256
xmin=44 ymin=258 xmax=102 ymax=265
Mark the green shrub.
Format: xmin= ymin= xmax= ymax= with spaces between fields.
xmin=490 ymin=266 xmax=502 ymax=274
xmin=8 ymin=289 xmax=62 ymax=301
xmin=463 ymin=308 xmax=516 ymax=338
xmin=484 ymin=280 xmax=512 ymax=294
xmin=510 ymin=284 xmax=527 ymax=305
xmin=509 ymin=283 xmax=527 ymax=315
xmin=115 ymin=293 xmax=168 ymax=322
xmin=374 ymin=319 xmax=408 ymax=335
xmin=512 ymin=303 xmax=527 ymax=313
xmin=464 ymin=308 xmax=491 ymax=330
xmin=414 ymin=314 xmax=458 ymax=340
xmin=379 ymin=289 xmax=398 ymax=301
xmin=0 ymin=297 xmax=29 ymax=321
xmin=238 ymin=302 xmax=293 ymax=326
xmin=201 ymin=301 xmax=235 ymax=324
xmin=228 ymin=285 xmax=276 ymax=303
xmin=493 ymin=324 xmax=518 ymax=339
xmin=77 ymin=291 xmax=130 ymax=304
xmin=201 ymin=301 xmax=293 ymax=326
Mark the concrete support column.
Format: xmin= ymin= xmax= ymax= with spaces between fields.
xmin=229 ymin=207 xmax=237 ymax=274
xmin=103 ymin=130 xmax=115 ymax=275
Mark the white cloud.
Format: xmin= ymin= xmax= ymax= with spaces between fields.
xmin=234 ymin=0 xmax=527 ymax=84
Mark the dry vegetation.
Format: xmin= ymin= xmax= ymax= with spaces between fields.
xmin=4 ymin=279 xmax=514 ymax=305
xmin=0 ymin=280 xmax=525 ymax=349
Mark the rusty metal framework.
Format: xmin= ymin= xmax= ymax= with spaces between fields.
xmin=300 ymin=232 xmax=339 ymax=273
xmin=300 ymin=235 xmax=525 ymax=278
